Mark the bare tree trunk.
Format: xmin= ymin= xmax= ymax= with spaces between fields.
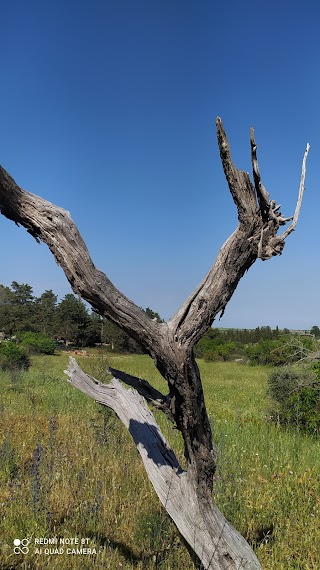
xmin=66 ymin=358 xmax=260 ymax=569
xmin=0 ymin=118 xmax=309 ymax=569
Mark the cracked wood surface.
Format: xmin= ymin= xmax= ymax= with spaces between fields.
xmin=66 ymin=358 xmax=261 ymax=570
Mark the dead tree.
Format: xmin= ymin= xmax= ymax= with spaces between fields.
xmin=0 ymin=119 xmax=309 ymax=569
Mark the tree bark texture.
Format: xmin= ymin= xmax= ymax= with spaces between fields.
xmin=0 ymin=118 xmax=309 ymax=569
xmin=66 ymin=358 xmax=260 ymax=570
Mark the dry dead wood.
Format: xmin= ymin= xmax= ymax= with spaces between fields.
xmin=0 ymin=118 xmax=309 ymax=569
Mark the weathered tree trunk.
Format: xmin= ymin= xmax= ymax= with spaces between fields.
xmin=0 ymin=118 xmax=309 ymax=569
xmin=66 ymin=358 xmax=260 ymax=569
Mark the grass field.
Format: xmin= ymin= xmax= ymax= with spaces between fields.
xmin=0 ymin=352 xmax=319 ymax=569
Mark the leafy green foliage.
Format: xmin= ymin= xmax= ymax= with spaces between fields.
xmin=310 ymin=325 xmax=320 ymax=338
xmin=248 ymin=335 xmax=319 ymax=366
xmin=287 ymin=387 xmax=320 ymax=433
xmin=0 ymin=341 xmax=30 ymax=371
xmin=268 ymin=366 xmax=320 ymax=434
xmin=102 ymin=318 xmax=145 ymax=353
xmin=20 ymin=332 xmax=56 ymax=355
xmin=144 ymin=307 xmax=164 ymax=323
xmin=312 ymin=361 xmax=320 ymax=378
xmin=195 ymin=327 xmax=294 ymax=364
xmin=246 ymin=339 xmax=291 ymax=366
xmin=194 ymin=329 xmax=241 ymax=362
xmin=0 ymin=282 xmax=35 ymax=334
xmin=1 ymin=280 xmax=320 ymax=361
xmin=35 ymin=290 xmax=57 ymax=335
xmin=0 ymin=281 xmax=163 ymax=352
xmin=54 ymin=294 xmax=90 ymax=345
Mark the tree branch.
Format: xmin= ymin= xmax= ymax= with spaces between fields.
xmin=250 ymin=126 xmax=270 ymax=220
xmin=250 ymin=128 xmax=298 ymax=227
xmin=0 ymin=121 xmax=309 ymax=358
xmin=0 ymin=166 xmax=164 ymax=356
xmin=108 ymin=366 xmax=173 ymax=420
xmin=169 ymin=121 xmax=310 ymax=349
xmin=279 ymin=143 xmax=310 ymax=240
xmin=65 ymin=358 xmax=261 ymax=570
xmin=216 ymin=117 xmax=257 ymax=223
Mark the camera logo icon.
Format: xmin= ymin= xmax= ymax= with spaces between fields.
xmin=13 ymin=538 xmax=30 ymax=554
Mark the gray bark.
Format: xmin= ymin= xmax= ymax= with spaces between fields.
xmin=66 ymin=358 xmax=260 ymax=570
xmin=0 ymin=118 xmax=309 ymax=569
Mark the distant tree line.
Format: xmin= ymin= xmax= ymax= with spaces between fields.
xmin=0 ymin=281 xmax=319 ymax=364
xmin=0 ymin=281 xmax=162 ymax=351
xmin=194 ymin=326 xmax=320 ymax=366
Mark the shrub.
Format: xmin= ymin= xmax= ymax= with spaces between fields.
xmin=312 ymin=361 xmax=320 ymax=379
xmin=268 ymin=366 xmax=320 ymax=434
xmin=196 ymin=338 xmax=241 ymax=362
xmin=20 ymin=332 xmax=55 ymax=355
xmin=287 ymin=387 xmax=320 ymax=433
xmin=246 ymin=339 xmax=290 ymax=366
xmin=0 ymin=341 xmax=30 ymax=371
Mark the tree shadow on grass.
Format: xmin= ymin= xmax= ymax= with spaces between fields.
xmin=85 ymin=530 xmax=141 ymax=565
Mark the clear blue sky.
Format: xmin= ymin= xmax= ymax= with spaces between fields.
xmin=0 ymin=0 xmax=319 ymax=329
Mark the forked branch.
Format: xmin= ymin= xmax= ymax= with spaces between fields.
xmin=216 ymin=117 xmax=257 ymax=222
xmin=0 ymin=120 xmax=309 ymax=357
xmin=108 ymin=366 xmax=173 ymax=419
xmin=251 ymin=128 xmax=310 ymax=233
xmin=0 ymin=118 xmax=309 ymax=570
xmin=169 ymin=120 xmax=309 ymax=348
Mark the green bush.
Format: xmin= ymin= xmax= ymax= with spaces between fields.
xmin=246 ymin=339 xmax=289 ymax=366
xmin=287 ymin=387 xmax=320 ymax=433
xmin=312 ymin=361 xmax=320 ymax=379
xmin=0 ymin=341 xmax=30 ymax=371
xmin=195 ymin=337 xmax=241 ymax=362
xmin=20 ymin=332 xmax=55 ymax=355
xmin=268 ymin=366 xmax=320 ymax=434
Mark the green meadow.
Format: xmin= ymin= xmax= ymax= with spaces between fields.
xmin=0 ymin=353 xmax=319 ymax=569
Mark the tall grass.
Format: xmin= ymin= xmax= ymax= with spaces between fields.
xmin=0 ymin=353 xmax=319 ymax=569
